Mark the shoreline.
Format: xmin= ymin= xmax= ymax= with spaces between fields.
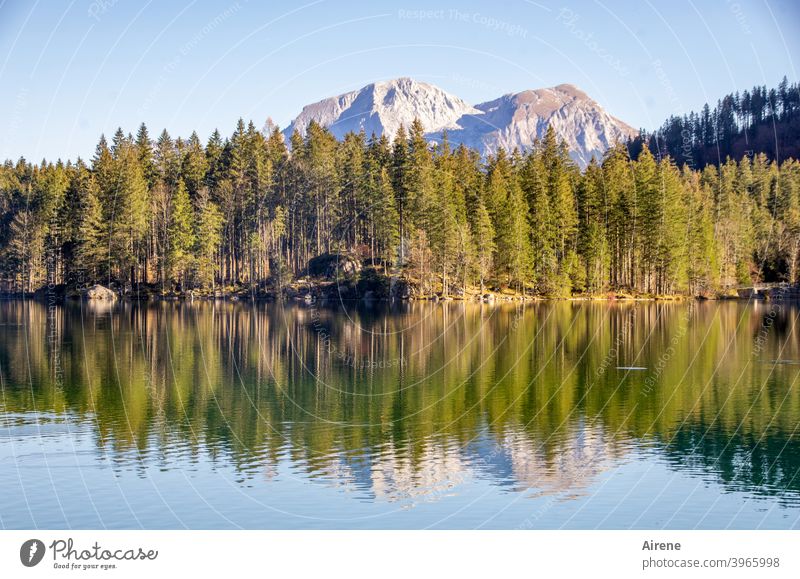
xmin=1 ymin=282 xmax=791 ymax=304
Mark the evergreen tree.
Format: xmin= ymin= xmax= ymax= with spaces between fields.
xmin=193 ymin=187 xmax=223 ymax=290
xmin=653 ymin=156 xmax=689 ymax=293
xmin=406 ymin=118 xmax=435 ymax=238
xmin=635 ymin=145 xmax=659 ymax=292
xmin=391 ymin=125 xmax=410 ymax=264
xmin=471 ymin=197 xmax=495 ymax=294
xmin=167 ymin=179 xmax=195 ymax=289
xmin=577 ymin=160 xmax=609 ymax=293
xmin=135 ymin=123 xmax=156 ymax=188
xmin=685 ymin=168 xmax=718 ymax=294
xmin=77 ymin=178 xmax=106 ymax=280
xmin=3 ymin=111 xmax=800 ymax=298
xmin=182 ymin=131 xmax=209 ymax=197
xmin=519 ymin=147 xmax=556 ymax=291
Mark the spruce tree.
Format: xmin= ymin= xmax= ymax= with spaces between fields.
xmin=167 ymin=179 xmax=195 ymax=290
xmin=193 ymin=187 xmax=223 ymax=290
xmin=472 ymin=197 xmax=495 ymax=294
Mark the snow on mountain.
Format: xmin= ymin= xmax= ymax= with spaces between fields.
xmin=283 ymin=77 xmax=479 ymax=142
xmin=283 ymin=78 xmax=637 ymax=167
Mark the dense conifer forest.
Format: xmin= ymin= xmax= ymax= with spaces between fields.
xmin=630 ymin=76 xmax=800 ymax=166
xmin=2 ymin=79 xmax=800 ymax=298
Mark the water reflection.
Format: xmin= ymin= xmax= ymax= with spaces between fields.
xmin=1 ymin=299 xmax=799 ymax=525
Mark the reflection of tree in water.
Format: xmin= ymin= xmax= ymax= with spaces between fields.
xmin=661 ymin=421 xmax=800 ymax=499
xmin=1 ymin=299 xmax=800 ymax=502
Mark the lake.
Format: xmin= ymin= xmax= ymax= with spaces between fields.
xmin=1 ymin=298 xmax=799 ymax=529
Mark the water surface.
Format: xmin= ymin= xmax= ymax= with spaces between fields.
xmin=1 ymin=299 xmax=799 ymax=529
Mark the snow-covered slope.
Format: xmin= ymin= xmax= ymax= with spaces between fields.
xmin=284 ymin=77 xmax=479 ymax=142
xmin=433 ymin=83 xmax=637 ymax=166
xmin=283 ymin=78 xmax=636 ymax=167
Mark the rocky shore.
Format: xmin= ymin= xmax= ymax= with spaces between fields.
xmin=7 ymin=255 xmax=799 ymax=304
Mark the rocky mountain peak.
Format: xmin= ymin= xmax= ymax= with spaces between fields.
xmin=283 ymin=78 xmax=636 ymax=167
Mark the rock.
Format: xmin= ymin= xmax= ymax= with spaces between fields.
xmin=736 ymin=287 xmax=764 ymax=300
xmin=307 ymin=253 xmax=362 ymax=279
xmin=283 ymin=78 xmax=635 ymax=168
xmin=85 ymin=284 xmax=117 ymax=301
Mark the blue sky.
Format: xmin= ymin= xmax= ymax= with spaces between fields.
xmin=1 ymin=0 xmax=798 ymax=161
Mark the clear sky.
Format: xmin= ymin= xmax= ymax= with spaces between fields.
xmin=1 ymin=0 xmax=798 ymax=162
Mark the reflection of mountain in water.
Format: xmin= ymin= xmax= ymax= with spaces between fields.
xmin=499 ymin=424 xmax=625 ymax=499
xmin=217 ymin=424 xmax=624 ymax=506
xmin=1 ymin=300 xmax=800 ymax=505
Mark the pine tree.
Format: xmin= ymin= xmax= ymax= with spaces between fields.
xmin=406 ymin=119 xmax=435 ymax=238
xmin=519 ymin=149 xmax=556 ymax=291
xmin=391 ymin=125 xmax=410 ymax=264
xmin=182 ymin=131 xmax=209 ymax=197
xmin=601 ymin=144 xmax=636 ymax=290
xmin=543 ymin=127 xmax=578 ymax=282
xmin=685 ymin=168 xmax=718 ymax=294
xmin=654 ymin=156 xmax=688 ymax=293
xmin=472 ymin=197 xmax=495 ymax=294
xmin=109 ymin=137 xmax=149 ymax=286
xmin=135 ymin=123 xmax=156 ymax=188
xmin=6 ymin=209 xmax=43 ymax=293
xmin=635 ymin=144 xmax=659 ymax=292
xmin=430 ymin=136 xmax=460 ymax=295
xmin=77 ymin=179 xmax=106 ymax=280
xmin=371 ymin=167 xmax=399 ymax=270
xmin=193 ymin=187 xmax=223 ymax=290
xmin=167 ymin=179 xmax=195 ymax=290
xmin=489 ymin=156 xmax=532 ymax=291
xmin=577 ymin=160 xmax=610 ymax=293
xmin=338 ymin=131 xmax=368 ymax=250
xmin=775 ymin=160 xmax=800 ymax=282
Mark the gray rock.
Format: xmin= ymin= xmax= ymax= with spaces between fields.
xmin=307 ymin=253 xmax=362 ymax=279
xmin=85 ymin=284 xmax=117 ymax=301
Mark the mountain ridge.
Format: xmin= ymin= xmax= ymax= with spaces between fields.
xmin=282 ymin=77 xmax=636 ymax=166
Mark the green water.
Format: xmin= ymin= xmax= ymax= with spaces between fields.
xmin=1 ymin=299 xmax=799 ymax=528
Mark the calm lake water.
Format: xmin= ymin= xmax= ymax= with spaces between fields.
xmin=1 ymin=298 xmax=799 ymax=529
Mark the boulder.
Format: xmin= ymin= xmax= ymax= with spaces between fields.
xmin=85 ymin=284 xmax=117 ymax=301
xmin=307 ymin=253 xmax=362 ymax=279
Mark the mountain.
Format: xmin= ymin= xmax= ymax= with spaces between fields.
xmin=434 ymin=84 xmax=637 ymax=167
xmin=283 ymin=77 xmax=479 ymax=142
xmin=282 ymin=78 xmax=636 ymax=167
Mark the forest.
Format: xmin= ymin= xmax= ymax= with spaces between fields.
xmin=630 ymin=76 xmax=800 ymax=167
xmin=2 ymin=79 xmax=800 ymax=298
